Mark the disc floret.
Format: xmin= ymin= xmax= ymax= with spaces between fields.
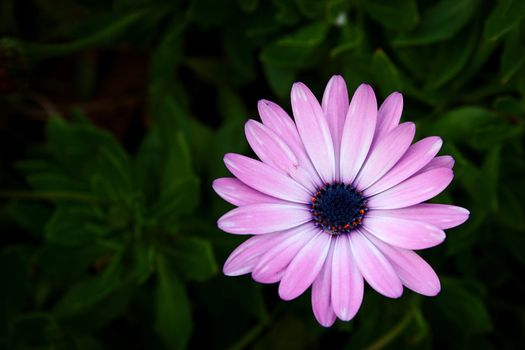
xmin=310 ymin=182 xmax=368 ymax=235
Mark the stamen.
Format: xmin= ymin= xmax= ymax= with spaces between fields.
xmin=310 ymin=182 xmax=368 ymax=235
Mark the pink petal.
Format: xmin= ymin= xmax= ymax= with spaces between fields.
xmin=312 ymin=242 xmax=337 ymax=327
xmin=245 ymin=120 xmax=315 ymax=190
xmin=374 ymin=92 xmax=403 ymax=141
xmin=217 ymin=203 xmax=311 ymax=234
xmin=278 ymin=231 xmax=332 ymax=300
xmin=258 ymin=99 xmax=301 ymax=147
xmin=340 ymin=84 xmax=378 ymax=184
xmin=354 ymin=122 xmax=415 ymax=190
xmin=291 ymin=82 xmax=336 ymax=183
xmin=375 ymin=203 xmax=470 ymax=230
xmin=322 ymin=75 xmax=349 ymax=180
xmin=258 ymin=100 xmax=320 ymax=184
xmin=365 ymin=137 xmax=443 ymax=196
xmin=368 ymin=168 xmax=454 ymax=209
xmin=416 ymin=155 xmax=455 ymax=175
xmin=224 ymin=153 xmax=310 ymax=203
xmin=212 ymin=178 xmax=285 ymax=206
xmin=331 ymin=235 xmax=364 ymax=321
xmin=223 ymin=233 xmax=289 ymax=276
xmin=365 ymin=233 xmax=441 ymax=296
xmin=349 ymin=230 xmax=403 ymax=298
xmin=252 ymin=224 xmax=317 ymax=284
xmin=363 ymin=215 xmax=446 ymax=250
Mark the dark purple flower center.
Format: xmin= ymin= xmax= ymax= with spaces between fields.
xmin=310 ymin=182 xmax=368 ymax=235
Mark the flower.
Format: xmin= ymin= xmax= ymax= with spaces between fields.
xmin=212 ymin=76 xmax=469 ymax=327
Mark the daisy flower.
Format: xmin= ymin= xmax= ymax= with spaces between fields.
xmin=212 ymin=76 xmax=469 ymax=327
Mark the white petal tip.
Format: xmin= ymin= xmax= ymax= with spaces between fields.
xmin=223 ymin=267 xmax=241 ymax=276
xmin=457 ymin=206 xmax=470 ymax=215
xmin=317 ymin=318 xmax=336 ymax=328
xmin=278 ymin=285 xmax=299 ymax=301
xmin=336 ymin=309 xmax=357 ymax=322
xmin=291 ymin=82 xmax=308 ymax=101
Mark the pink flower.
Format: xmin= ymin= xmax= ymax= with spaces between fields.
xmin=213 ymin=76 xmax=469 ymax=327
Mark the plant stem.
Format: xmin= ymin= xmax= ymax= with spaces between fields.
xmin=0 ymin=190 xmax=101 ymax=203
xmin=364 ymin=309 xmax=414 ymax=350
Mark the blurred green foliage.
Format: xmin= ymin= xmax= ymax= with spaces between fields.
xmin=0 ymin=0 xmax=524 ymax=349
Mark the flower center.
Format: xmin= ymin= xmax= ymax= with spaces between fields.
xmin=310 ymin=182 xmax=368 ymax=235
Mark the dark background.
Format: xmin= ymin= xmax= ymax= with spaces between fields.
xmin=1 ymin=0 xmax=524 ymax=349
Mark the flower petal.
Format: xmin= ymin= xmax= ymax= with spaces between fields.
xmin=374 ymin=92 xmax=403 ymax=141
xmin=258 ymin=99 xmax=320 ymax=183
xmin=349 ymin=230 xmax=403 ymax=298
xmin=245 ymin=120 xmax=315 ymax=190
xmin=224 ymin=153 xmax=310 ymax=203
xmin=218 ymin=203 xmax=311 ymax=234
xmin=365 ymin=232 xmax=441 ymax=296
xmin=340 ymin=84 xmax=378 ymax=184
xmin=365 ymin=137 xmax=442 ymax=196
xmin=279 ymin=231 xmax=332 ymax=300
xmin=416 ymin=155 xmax=455 ymax=175
xmin=291 ymin=82 xmax=336 ymax=183
xmin=322 ymin=75 xmax=349 ymax=179
xmin=363 ymin=215 xmax=446 ymax=250
xmin=223 ymin=233 xmax=289 ymax=276
xmin=252 ymin=224 xmax=317 ymax=283
xmin=354 ymin=122 xmax=415 ymax=190
xmin=374 ymin=203 xmax=470 ymax=230
xmin=368 ymin=168 xmax=454 ymax=209
xmin=212 ymin=178 xmax=285 ymax=206
xmin=331 ymin=234 xmax=364 ymax=321
xmin=312 ymin=242 xmax=337 ymax=327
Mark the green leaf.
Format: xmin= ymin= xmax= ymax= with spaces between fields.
xmin=422 ymin=26 xmax=477 ymax=90
xmin=470 ymin=120 xmax=524 ymax=149
xmin=38 ymin=243 xmax=111 ymax=284
xmin=155 ymin=254 xmax=192 ymax=350
xmin=7 ymin=10 xmax=145 ymax=60
xmin=263 ymin=63 xmax=297 ymax=98
xmin=162 ymin=132 xmax=194 ymax=188
xmin=44 ymin=117 xmax=133 ymax=203
xmin=164 ymin=237 xmax=218 ymax=282
xmin=45 ymin=205 xmax=108 ymax=246
xmin=484 ymin=0 xmax=525 ymax=41
xmin=59 ymin=286 xmax=134 ymax=333
xmin=149 ymin=18 xmax=186 ymax=88
xmin=432 ymin=278 xmax=492 ymax=334
xmin=493 ymin=95 xmax=525 ymax=114
xmin=223 ymin=28 xmax=257 ymax=84
xmin=481 ymin=147 xmax=500 ymax=212
xmin=277 ymin=22 xmax=329 ymax=47
xmin=330 ymin=20 xmax=362 ymax=57
xmin=372 ymin=49 xmax=403 ymax=96
xmin=499 ymin=186 xmax=525 ymax=230
xmin=393 ymin=0 xmax=477 ymax=46
xmin=189 ymin=0 xmax=235 ymax=28
xmin=53 ymin=251 xmax=123 ymax=318
xmin=150 ymin=96 xmax=194 ymax=179
xmin=430 ymin=106 xmax=495 ymax=142
xmin=500 ymin=24 xmax=525 ymax=84
xmin=362 ymin=0 xmax=419 ymax=31
xmin=151 ymin=177 xmax=200 ymax=228
xmin=237 ymin=0 xmax=259 ymax=13
xmin=0 ymin=249 xmax=31 ymax=340
xmin=273 ymin=0 xmax=301 ymax=25
xmin=9 ymin=314 xmax=73 ymax=350
xmin=260 ymin=22 xmax=329 ymax=69
xmin=133 ymin=244 xmax=156 ymax=284
xmin=295 ymin=0 xmax=325 ymax=19
xmin=6 ymin=201 xmax=51 ymax=236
